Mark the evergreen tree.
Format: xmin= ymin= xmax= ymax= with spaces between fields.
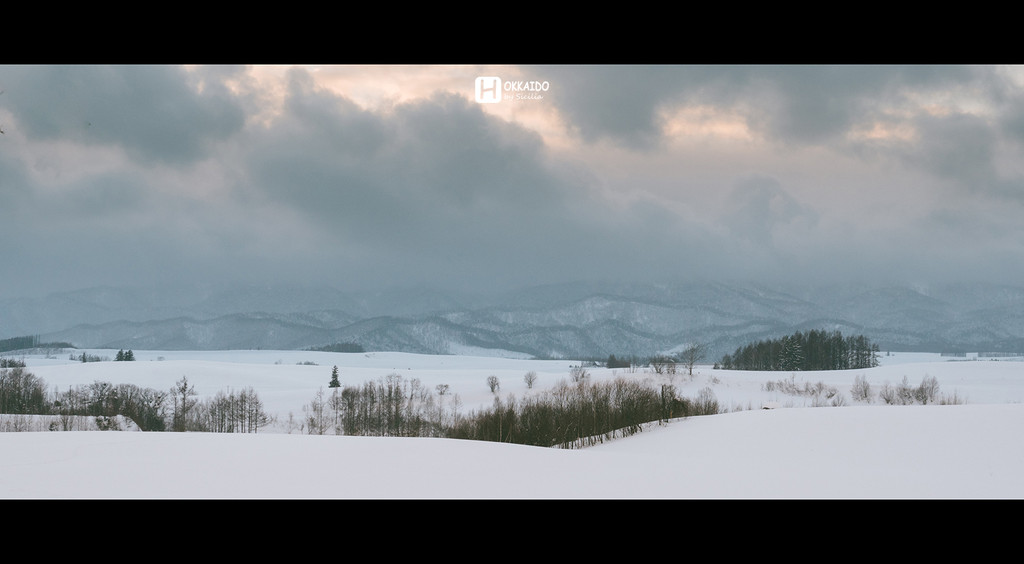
xmin=606 ymin=354 xmax=631 ymax=369
xmin=780 ymin=335 xmax=803 ymax=371
xmin=329 ymin=365 xmax=341 ymax=388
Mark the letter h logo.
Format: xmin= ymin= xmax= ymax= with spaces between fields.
xmin=475 ymin=77 xmax=502 ymax=103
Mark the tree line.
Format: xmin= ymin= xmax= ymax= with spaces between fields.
xmin=307 ymin=342 xmax=365 ymax=353
xmin=304 ymin=374 xmax=459 ymax=437
xmin=599 ymin=344 xmax=709 ymax=375
xmin=450 ymin=378 xmax=719 ymax=448
xmin=0 ymin=335 xmax=74 ymax=354
xmin=0 ymin=365 xmax=272 ymax=433
xmin=303 ymin=371 xmax=721 ymax=449
xmin=717 ymin=329 xmax=880 ymax=371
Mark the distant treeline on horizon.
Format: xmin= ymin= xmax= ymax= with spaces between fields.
xmin=307 ymin=342 xmax=366 ymax=353
xmin=0 ymin=335 xmax=75 ymax=354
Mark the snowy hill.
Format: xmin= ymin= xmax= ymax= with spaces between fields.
xmin=3 ymin=349 xmax=1024 ymax=498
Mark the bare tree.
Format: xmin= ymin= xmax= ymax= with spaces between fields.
xmin=649 ymin=356 xmax=676 ymax=376
xmin=523 ymin=371 xmax=538 ymax=389
xmin=329 ymin=387 xmax=344 ymax=433
xmin=171 ymin=376 xmax=198 ymax=432
xmin=680 ymin=343 xmax=708 ymax=376
xmin=486 ymin=375 xmax=501 ymax=393
xmin=305 ymin=387 xmax=328 ymax=435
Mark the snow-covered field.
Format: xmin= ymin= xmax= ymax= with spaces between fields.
xmin=3 ymin=349 xmax=1024 ymax=499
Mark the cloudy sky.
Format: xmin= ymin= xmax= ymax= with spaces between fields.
xmin=2 ymin=64 xmax=1024 ymax=299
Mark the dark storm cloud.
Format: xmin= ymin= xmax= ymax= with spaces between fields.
xmin=544 ymin=64 xmax=990 ymax=147
xmin=248 ymin=70 xmax=540 ymax=233
xmin=999 ymin=92 xmax=1024 ymax=146
xmin=3 ymin=64 xmax=1024 ymax=299
xmin=0 ymin=65 xmax=246 ymax=166
xmin=0 ymin=66 xmax=253 ymax=295
xmin=3 ymin=65 xmax=638 ymax=296
xmin=739 ymin=65 xmax=986 ymax=146
xmin=542 ymin=65 xmax=694 ymax=148
xmin=904 ymin=112 xmax=999 ymax=189
xmin=240 ymin=68 xmax=643 ymax=291
xmin=542 ymin=65 xmax=1024 ymax=280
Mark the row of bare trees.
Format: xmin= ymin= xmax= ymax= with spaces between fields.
xmin=451 ymin=378 xmax=718 ymax=448
xmin=305 ymin=371 xmax=721 ymax=448
xmin=0 ymin=366 xmax=272 ymax=433
xmin=165 ymin=376 xmax=274 ymax=433
xmin=53 ymin=380 xmax=170 ymax=431
xmin=606 ymin=343 xmax=708 ymax=377
xmin=192 ymin=386 xmax=273 ymax=433
xmin=304 ymin=374 xmax=461 ymax=437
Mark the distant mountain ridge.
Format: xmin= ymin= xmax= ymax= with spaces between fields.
xmin=4 ymin=281 xmax=1024 ymax=359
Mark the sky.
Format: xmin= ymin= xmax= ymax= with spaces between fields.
xmin=3 ymin=64 xmax=1024 ymax=299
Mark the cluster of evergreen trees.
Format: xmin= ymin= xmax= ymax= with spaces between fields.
xmin=0 ymin=336 xmax=39 ymax=353
xmin=308 ymin=342 xmax=365 ymax=353
xmin=0 ymin=357 xmax=26 ymax=368
xmin=605 ymin=354 xmax=635 ymax=369
xmin=0 ymin=335 xmax=73 ymax=354
xmin=718 ymin=329 xmax=880 ymax=371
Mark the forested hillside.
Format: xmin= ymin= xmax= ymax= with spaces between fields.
xmin=4 ymin=281 xmax=1024 ymax=359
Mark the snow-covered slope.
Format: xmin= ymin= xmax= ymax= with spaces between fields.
xmin=3 ymin=350 xmax=1024 ymax=498
xmin=4 ymin=402 xmax=1021 ymax=499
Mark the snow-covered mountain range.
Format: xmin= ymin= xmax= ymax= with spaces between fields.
xmin=4 ymin=281 xmax=1024 ymax=359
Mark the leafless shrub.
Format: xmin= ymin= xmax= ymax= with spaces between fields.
xmin=914 ymin=375 xmax=940 ymax=404
xmin=939 ymin=390 xmax=965 ymax=405
xmin=879 ymin=375 xmax=949 ymax=405
xmin=763 ymin=375 xmax=837 ymax=399
xmin=693 ymin=387 xmax=720 ymax=416
xmin=851 ymin=374 xmax=872 ymax=402
xmin=569 ymin=365 xmax=589 ymax=383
